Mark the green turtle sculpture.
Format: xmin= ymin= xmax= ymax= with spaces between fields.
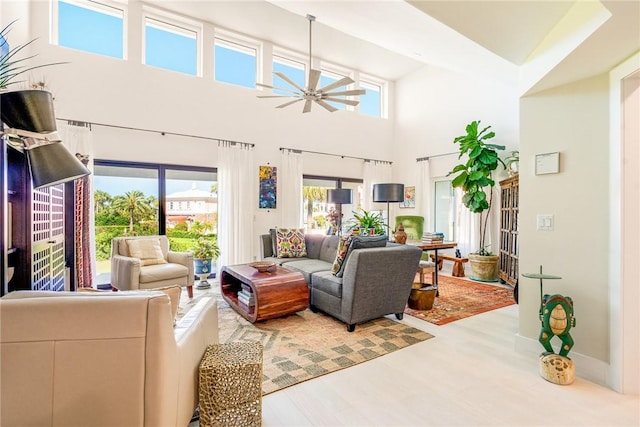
xmin=522 ymin=265 xmax=577 ymax=385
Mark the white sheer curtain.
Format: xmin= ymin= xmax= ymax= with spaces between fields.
xmin=59 ymin=122 xmax=95 ymax=288
xmin=362 ymin=160 xmax=392 ymax=211
xmin=454 ymin=187 xmax=479 ymax=256
xmin=217 ymin=141 xmax=254 ymax=269
xmin=417 ymin=159 xmax=432 ymax=232
xmin=279 ymin=149 xmax=303 ymax=228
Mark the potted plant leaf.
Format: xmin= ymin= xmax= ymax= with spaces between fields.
xmin=347 ymin=208 xmax=387 ymax=236
xmin=447 ymin=120 xmax=506 ymax=281
xmin=191 ymin=236 xmax=221 ymax=289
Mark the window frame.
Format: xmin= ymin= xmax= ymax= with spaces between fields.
xmin=359 ymin=73 xmax=387 ymax=118
xmin=141 ymin=7 xmax=203 ymax=77
xmin=52 ymin=0 xmax=128 ymax=59
xmin=319 ymin=63 xmax=355 ymax=111
xmin=213 ymin=29 xmax=262 ymax=89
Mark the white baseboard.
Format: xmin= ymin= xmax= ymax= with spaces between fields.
xmin=514 ymin=333 xmax=610 ymax=388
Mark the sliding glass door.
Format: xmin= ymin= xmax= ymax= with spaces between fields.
xmin=93 ymin=161 xmax=216 ymax=284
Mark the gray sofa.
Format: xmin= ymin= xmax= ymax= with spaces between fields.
xmin=259 ymin=233 xmax=422 ymax=331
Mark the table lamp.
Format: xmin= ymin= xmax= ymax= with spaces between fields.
xmin=327 ymin=188 xmax=353 ymax=235
xmin=372 ymin=183 xmax=404 ymax=238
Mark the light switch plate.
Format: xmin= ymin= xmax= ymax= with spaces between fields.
xmin=537 ymin=214 xmax=554 ymax=231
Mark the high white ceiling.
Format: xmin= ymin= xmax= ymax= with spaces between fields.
xmin=148 ymin=0 xmax=640 ymax=92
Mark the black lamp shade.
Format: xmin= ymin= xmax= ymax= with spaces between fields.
xmin=373 ymin=183 xmax=404 ymax=203
xmin=327 ymin=188 xmax=353 ymax=205
xmin=26 ymin=141 xmax=91 ymax=189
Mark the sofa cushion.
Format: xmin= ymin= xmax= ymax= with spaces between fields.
xmin=139 ymin=263 xmax=189 ymax=283
xmin=126 ymin=238 xmax=167 ymax=266
xmin=350 ymin=234 xmax=388 ymax=249
xmin=282 ymin=259 xmax=333 ymax=283
xmin=310 ymin=271 xmax=343 ymax=298
xmin=269 ymin=228 xmax=277 ymax=256
xmin=304 ymin=234 xmax=327 ymax=259
xmin=331 ymin=235 xmax=353 ymax=277
xmin=276 ymin=228 xmax=307 ymax=258
xmin=319 ymin=235 xmax=340 ymax=263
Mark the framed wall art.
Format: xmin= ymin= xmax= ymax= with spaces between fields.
xmin=259 ymin=166 xmax=277 ymax=209
xmin=400 ymin=186 xmax=415 ymax=208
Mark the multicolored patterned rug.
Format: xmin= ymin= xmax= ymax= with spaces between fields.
xmin=179 ymin=286 xmax=434 ymax=395
xmin=405 ymin=275 xmax=516 ymax=325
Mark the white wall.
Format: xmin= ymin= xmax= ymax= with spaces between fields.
xmin=3 ymin=1 xmax=397 ymax=260
xmin=518 ymin=73 xmax=611 ymax=380
xmin=393 ymin=65 xmax=519 ymax=253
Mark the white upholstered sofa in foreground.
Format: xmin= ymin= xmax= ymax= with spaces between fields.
xmin=0 ymin=290 xmax=218 ymax=427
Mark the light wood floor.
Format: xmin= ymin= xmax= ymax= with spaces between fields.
xmin=258 ymin=303 xmax=639 ymax=426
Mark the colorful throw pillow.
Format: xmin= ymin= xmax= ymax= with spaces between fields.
xmin=275 ymin=228 xmax=307 ymax=258
xmin=331 ymin=235 xmax=353 ymax=277
xmin=126 ymin=238 xmax=167 ymax=266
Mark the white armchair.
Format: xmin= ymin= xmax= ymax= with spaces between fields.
xmin=111 ymin=235 xmax=195 ymax=298
xmin=0 ymin=290 xmax=218 ymax=427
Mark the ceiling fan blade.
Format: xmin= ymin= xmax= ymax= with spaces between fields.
xmin=276 ymin=99 xmax=303 ymax=109
xmin=257 ymin=95 xmax=298 ymax=98
xmin=274 ymin=72 xmax=306 ymax=92
xmin=256 ymin=82 xmax=300 ymax=95
xmin=315 ymin=99 xmax=338 ymax=112
xmin=302 ymin=100 xmax=313 ymax=113
xmin=323 ymin=89 xmax=366 ymax=97
xmin=308 ymin=69 xmax=321 ymax=91
xmin=323 ymin=97 xmax=360 ymax=106
xmin=318 ymin=76 xmax=354 ymax=93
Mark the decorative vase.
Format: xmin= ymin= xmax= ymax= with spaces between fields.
xmin=468 ymin=253 xmax=499 ymax=282
xmin=393 ymin=224 xmax=407 ymax=244
xmin=194 ymin=258 xmax=213 ymax=289
xmin=0 ymin=90 xmax=57 ymax=133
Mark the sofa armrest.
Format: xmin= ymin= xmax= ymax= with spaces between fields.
xmin=340 ymin=245 xmax=422 ymax=323
xmin=174 ymin=297 xmax=219 ymax=427
xmin=168 ymin=251 xmax=194 ymax=279
xmin=111 ymin=254 xmax=141 ymax=290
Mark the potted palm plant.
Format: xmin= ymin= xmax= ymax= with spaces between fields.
xmin=191 ymin=236 xmax=221 ymax=289
xmin=448 ymin=120 xmax=506 ymax=281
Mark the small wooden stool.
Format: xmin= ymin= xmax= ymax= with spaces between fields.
xmin=199 ymin=342 xmax=263 ymax=427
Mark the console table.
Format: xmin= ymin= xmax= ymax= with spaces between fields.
xmin=220 ymin=264 xmax=309 ymax=323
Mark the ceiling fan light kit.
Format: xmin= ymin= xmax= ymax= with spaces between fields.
xmin=257 ymin=14 xmax=366 ymax=113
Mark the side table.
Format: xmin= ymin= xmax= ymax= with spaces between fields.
xmin=199 ymin=342 xmax=263 ymax=427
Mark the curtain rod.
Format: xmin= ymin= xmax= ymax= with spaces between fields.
xmin=56 ymin=117 xmax=255 ymax=147
xmin=280 ymin=147 xmax=392 ymax=164
xmin=416 ymin=151 xmax=458 ymax=162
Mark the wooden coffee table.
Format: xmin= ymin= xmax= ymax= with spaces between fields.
xmin=220 ymin=264 xmax=309 ymax=323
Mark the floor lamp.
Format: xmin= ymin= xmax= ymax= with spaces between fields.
xmin=373 ymin=183 xmax=404 ymax=239
xmin=327 ymin=188 xmax=353 ymax=235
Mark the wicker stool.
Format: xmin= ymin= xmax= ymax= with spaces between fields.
xmin=199 ymin=342 xmax=263 ymax=427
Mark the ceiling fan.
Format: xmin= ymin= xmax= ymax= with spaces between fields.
xmin=257 ymin=14 xmax=366 ymax=113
